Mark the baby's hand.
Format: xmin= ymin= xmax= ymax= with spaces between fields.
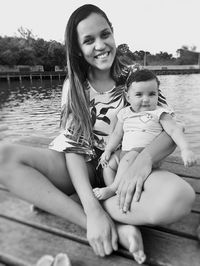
xmin=100 ymin=150 xmax=111 ymax=168
xmin=181 ymin=149 xmax=197 ymax=167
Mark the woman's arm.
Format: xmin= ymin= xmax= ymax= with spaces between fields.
xmin=144 ymin=130 xmax=176 ymax=165
xmin=65 ymin=153 xmax=118 ymax=256
xmin=117 ymin=131 xmax=176 ymax=212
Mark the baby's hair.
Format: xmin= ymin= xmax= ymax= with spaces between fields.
xmin=126 ymin=69 xmax=160 ymax=91
xmin=125 ymin=68 xmax=168 ymax=106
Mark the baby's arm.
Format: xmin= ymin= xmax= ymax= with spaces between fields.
xmin=100 ymin=120 xmax=123 ymax=167
xmin=160 ymin=113 xmax=197 ymax=167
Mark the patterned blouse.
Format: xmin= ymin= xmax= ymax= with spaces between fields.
xmin=49 ymin=70 xmax=167 ymax=161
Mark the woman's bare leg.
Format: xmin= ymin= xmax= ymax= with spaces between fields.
xmin=0 ymin=143 xmax=87 ymax=227
xmin=0 ymin=143 xmax=145 ymax=263
xmin=1 ymin=144 xmax=193 ymax=263
xmin=102 ymin=169 xmax=195 ymax=263
xmin=103 ymin=170 xmax=195 ymax=226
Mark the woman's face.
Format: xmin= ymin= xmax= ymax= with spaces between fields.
xmin=77 ymin=13 xmax=116 ymax=72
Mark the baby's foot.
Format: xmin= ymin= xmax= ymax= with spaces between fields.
xmin=117 ymin=224 xmax=146 ymax=264
xmin=36 ymin=255 xmax=54 ymax=266
xmin=53 ymin=253 xmax=72 ymax=266
xmin=93 ymin=187 xmax=115 ymax=200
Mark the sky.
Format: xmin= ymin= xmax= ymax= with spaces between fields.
xmin=0 ymin=0 xmax=199 ymax=56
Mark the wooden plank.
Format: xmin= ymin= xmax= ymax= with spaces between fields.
xmin=0 ymin=253 xmax=30 ymax=266
xmin=193 ymin=194 xmax=200 ymax=213
xmin=1 ymin=190 xmax=200 ymax=266
xmin=183 ymin=177 xmax=200 ymax=193
xmin=141 ymin=227 xmax=200 ymax=266
xmin=0 ymin=190 xmax=199 ymax=239
xmin=1 ymin=214 xmax=200 ymax=266
xmin=0 ymin=217 xmax=139 ymax=266
xmin=158 ymin=211 xmax=200 ymax=237
xmin=160 ymin=159 xmax=200 ymax=179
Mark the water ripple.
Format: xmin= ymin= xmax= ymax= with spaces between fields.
xmin=0 ymin=75 xmax=200 ymax=157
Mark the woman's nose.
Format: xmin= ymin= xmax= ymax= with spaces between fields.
xmin=95 ymin=38 xmax=106 ymax=50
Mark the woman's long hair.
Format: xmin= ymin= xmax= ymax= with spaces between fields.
xmin=61 ymin=4 xmax=130 ymax=143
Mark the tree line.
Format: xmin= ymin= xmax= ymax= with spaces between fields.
xmin=0 ymin=28 xmax=66 ymax=71
xmin=118 ymin=44 xmax=199 ymax=66
xmin=0 ymin=28 xmax=199 ymax=71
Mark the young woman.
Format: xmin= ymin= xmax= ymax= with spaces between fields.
xmin=0 ymin=4 xmax=195 ymax=264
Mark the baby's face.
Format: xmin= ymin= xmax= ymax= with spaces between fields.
xmin=126 ymin=79 xmax=159 ymax=112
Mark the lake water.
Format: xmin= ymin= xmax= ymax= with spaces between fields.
xmin=0 ymin=74 xmax=200 ymax=158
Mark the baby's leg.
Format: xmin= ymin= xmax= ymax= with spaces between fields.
xmin=104 ymin=151 xmax=120 ymax=186
xmin=93 ymin=151 xmax=120 ymax=200
xmin=112 ymin=150 xmax=139 ymax=192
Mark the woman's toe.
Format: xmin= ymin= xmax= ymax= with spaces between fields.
xmin=36 ymin=255 xmax=54 ymax=266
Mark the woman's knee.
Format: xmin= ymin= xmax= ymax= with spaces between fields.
xmin=173 ymin=179 xmax=195 ymax=216
xmin=149 ymin=177 xmax=195 ymax=225
xmin=0 ymin=143 xmax=18 ymax=165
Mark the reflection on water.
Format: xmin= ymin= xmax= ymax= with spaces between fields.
xmin=0 ymin=74 xmax=200 ymax=157
xmin=0 ymin=79 xmax=62 ymax=141
xmin=159 ymin=74 xmax=200 ymax=157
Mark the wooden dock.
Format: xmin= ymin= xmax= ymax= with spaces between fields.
xmin=0 ymin=71 xmax=67 ymax=82
xmin=0 ymin=65 xmax=200 ymax=84
xmin=0 ymin=136 xmax=200 ymax=266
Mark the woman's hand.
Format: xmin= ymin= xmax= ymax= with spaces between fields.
xmin=116 ymin=151 xmax=153 ymax=213
xmin=86 ymin=208 xmax=118 ymax=256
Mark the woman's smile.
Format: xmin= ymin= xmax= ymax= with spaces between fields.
xmin=94 ymin=51 xmax=110 ymax=59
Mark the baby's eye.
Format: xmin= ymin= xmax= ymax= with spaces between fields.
xmin=135 ymin=93 xmax=142 ymax=97
xmin=149 ymin=92 xmax=157 ymax=96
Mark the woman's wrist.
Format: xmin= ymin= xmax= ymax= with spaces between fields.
xmin=137 ymin=149 xmax=153 ymax=165
xmin=83 ymin=198 xmax=103 ymax=216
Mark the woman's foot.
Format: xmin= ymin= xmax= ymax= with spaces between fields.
xmin=36 ymin=255 xmax=54 ymax=266
xmin=36 ymin=253 xmax=71 ymax=266
xmin=117 ymin=224 xmax=146 ymax=264
xmin=53 ymin=253 xmax=72 ymax=266
xmin=93 ymin=187 xmax=115 ymax=200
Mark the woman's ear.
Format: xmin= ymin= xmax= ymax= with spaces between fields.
xmin=125 ymin=91 xmax=130 ymax=103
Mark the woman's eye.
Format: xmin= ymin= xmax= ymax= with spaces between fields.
xmin=102 ymin=31 xmax=111 ymax=39
xmin=84 ymin=38 xmax=93 ymax=44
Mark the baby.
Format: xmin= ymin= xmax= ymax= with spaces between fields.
xmin=93 ymin=69 xmax=196 ymax=200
